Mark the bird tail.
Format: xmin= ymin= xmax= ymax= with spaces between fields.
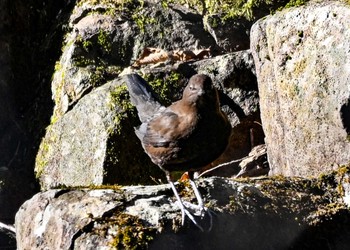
xmin=124 ymin=73 xmax=163 ymax=123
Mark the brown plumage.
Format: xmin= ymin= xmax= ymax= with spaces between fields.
xmin=125 ymin=73 xmax=231 ymax=230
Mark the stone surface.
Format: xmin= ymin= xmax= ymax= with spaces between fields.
xmin=38 ymin=45 xmax=263 ymax=189
xmin=236 ymin=144 xmax=269 ymax=178
xmin=35 ymin=77 xmax=165 ymax=189
xmin=204 ymin=15 xmax=252 ymax=52
xmin=251 ymin=1 xmax=350 ymax=177
xmin=36 ymin=79 xmax=120 ymax=189
xmin=15 ymin=167 xmax=350 ymax=250
xmin=51 ymin=1 xmax=218 ymax=120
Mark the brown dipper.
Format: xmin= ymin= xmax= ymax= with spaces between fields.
xmin=125 ymin=73 xmax=231 ymax=230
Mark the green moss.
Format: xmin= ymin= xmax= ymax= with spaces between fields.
xmin=69 ymin=202 xmax=157 ymax=249
xmin=36 ymin=60 xmax=68 ymax=180
xmin=74 ymin=56 xmax=96 ymax=67
xmin=108 ymin=213 xmax=156 ymax=249
xmin=77 ymin=0 xmax=132 ymax=8
xmin=109 ymin=84 xmax=137 ymax=134
xmin=82 ymin=39 xmax=93 ymax=51
xmin=143 ymin=72 xmax=183 ymax=106
xmin=54 ymin=61 xmax=62 ymax=72
xmin=228 ymin=171 xmax=347 ymax=223
xmin=35 ymin=127 xmax=57 ymax=179
xmin=308 ymin=202 xmax=347 ymax=226
xmin=51 ymin=62 xmax=66 ymax=123
xmin=131 ymin=2 xmax=158 ymax=34
xmin=335 ymin=165 xmax=350 ymax=177
xmin=35 ymin=143 xmax=49 ymax=178
xmin=76 ymin=0 xmax=142 ymax=16
xmin=283 ymin=0 xmax=307 ymax=9
xmin=90 ymin=66 xmax=108 ymax=87
xmin=50 ymin=184 xmax=123 ymax=191
xmin=97 ymin=29 xmax=112 ymax=53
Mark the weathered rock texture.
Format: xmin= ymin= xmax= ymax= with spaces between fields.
xmin=36 ymin=50 xmax=263 ymax=189
xmin=51 ymin=1 xmax=218 ymax=120
xmin=15 ymin=166 xmax=350 ymax=250
xmin=36 ymin=0 xmax=264 ymax=189
xmin=36 ymin=79 xmax=139 ymax=189
xmin=7 ymin=0 xmax=350 ymax=249
xmin=251 ymin=1 xmax=350 ymax=177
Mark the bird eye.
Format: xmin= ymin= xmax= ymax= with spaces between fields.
xmin=189 ymin=85 xmax=196 ymax=91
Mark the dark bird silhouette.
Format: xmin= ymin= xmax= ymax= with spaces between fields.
xmin=124 ymin=73 xmax=231 ymax=230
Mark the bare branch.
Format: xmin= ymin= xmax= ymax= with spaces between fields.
xmin=0 ymin=221 xmax=16 ymax=235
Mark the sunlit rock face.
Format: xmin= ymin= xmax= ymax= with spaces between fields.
xmin=251 ymin=1 xmax=350 ymax=177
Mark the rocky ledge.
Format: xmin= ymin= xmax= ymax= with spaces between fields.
xmin=15 ymin=166 xmax=350 ymax=249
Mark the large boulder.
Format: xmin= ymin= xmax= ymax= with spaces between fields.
xmin=15 ymin=167 xmax=350 ymax=250
xmin=251 ymin=1 xmax=350 ymax=177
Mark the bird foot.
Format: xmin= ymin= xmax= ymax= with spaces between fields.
xmin=182 ymin=201 xmax=208 ymax=217
xmin=175 ymin=201 xmax=214 ymax=231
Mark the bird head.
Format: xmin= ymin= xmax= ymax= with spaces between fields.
xmin=183 ymin=74 xmax=219 ymax=109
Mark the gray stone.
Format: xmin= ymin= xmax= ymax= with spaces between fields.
xmin=35 ymin=78 xmax=155 ymax=189
xmin=51 ymin=1 xmax=219 ymax=120
xmin=251 ymin=1 xmax=350 ymax=177
xmin=15 ymin=170 xmax=350 ymax=250
xmin=236 ymin=144 xmax=269 ymax=178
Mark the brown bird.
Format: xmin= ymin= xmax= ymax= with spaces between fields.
xmin=124 ymin=73 xmax=231 ymax=230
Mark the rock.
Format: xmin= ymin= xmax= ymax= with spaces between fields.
xmin=35 ymin=0 xmax=275 ymax=189
xmin=36 ymin=77 xmax=165 ymax=189
xmin=236 ymin=144 xmax=269 ymax=178
xmin=251 ymin=1 xmax=350 ymax=177
xmin=15 ymin=166 xmax=350 ymax=250
xmin=203 ymin=15 xmax=252 ymax=52
xmin=51 ymin=1 xmax=220 ymax=120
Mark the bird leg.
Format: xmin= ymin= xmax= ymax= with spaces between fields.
xmin=166 ymin=173 xmax=204 ymax=231
xmin=187 ymin=172 xmax=213 ymax=231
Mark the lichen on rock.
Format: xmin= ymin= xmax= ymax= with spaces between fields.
xmin=16 ymin=165 xmax=350 ymax=249
xmin=251 ymin=1 xmax=350 ymax=177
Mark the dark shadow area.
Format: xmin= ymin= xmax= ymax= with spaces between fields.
xmin=104 ymin=112 xmax=165 ymax=186
xmin=150 ymin=213 xmax=303 ymax=250
xmin=340 ymin=97 xmax=350 ymax=135
xmin=150 ymin=210 xmax=350 ymax=250
xmin=0 ymin=0 xmax=76 ymax=247
xmin=0 ymin=231 xmax=16 ymax=250
xmin=219 ymin=91 xmax=247 ymax=119
xmin=291 ymin=209 xmax=350 ymax=250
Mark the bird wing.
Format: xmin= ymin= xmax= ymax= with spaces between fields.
xmin=140 ymin=109 xmax=197 ymax=167
xmin=142 ymin=110 xmax=183 ymax=147
xmin=124 ymin=73 xmax=163 ymax=123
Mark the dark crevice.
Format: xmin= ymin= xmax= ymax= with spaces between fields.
xmin=340 ymin=97 xmax=350 ymax=135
